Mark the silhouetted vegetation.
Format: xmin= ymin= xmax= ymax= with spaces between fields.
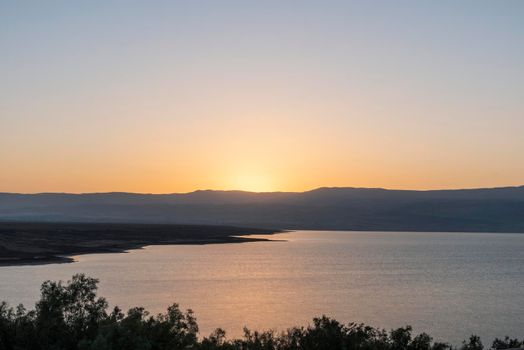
xmin=0 ymin=274 xmax=522 ymax=350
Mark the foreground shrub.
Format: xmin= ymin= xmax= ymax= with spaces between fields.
xmin=0 ymin=274 xmax=522 ymax=350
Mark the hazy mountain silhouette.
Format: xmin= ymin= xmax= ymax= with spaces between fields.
xmin=1 ymin=186 xmax=524 ymax=232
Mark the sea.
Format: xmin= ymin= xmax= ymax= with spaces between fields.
xmin=1 ymin=230 xmax=523 ymax=345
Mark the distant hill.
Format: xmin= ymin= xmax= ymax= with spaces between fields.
xmin=1 ymin=186 xmax=524 ymax=232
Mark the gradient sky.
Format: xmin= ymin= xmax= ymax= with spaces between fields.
xmin=1 ymin=1 xmax=523 ymax=193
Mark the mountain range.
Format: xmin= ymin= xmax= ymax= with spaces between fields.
xmin=1 ymin=186 xmax=524 ymax=232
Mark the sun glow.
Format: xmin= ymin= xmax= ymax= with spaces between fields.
xmin=228 ymin=173 xmax=275 ymax=193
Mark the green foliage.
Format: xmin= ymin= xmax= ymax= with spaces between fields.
xmin=35 ymin=274 xmax=108 ymax=349
xmin=492 ymin=337 xmax=524 ymax=350
xmin=0 ymin=274 xmax=521 ymax=350
xmin=461 ymin=335 xmax=483 ymax=350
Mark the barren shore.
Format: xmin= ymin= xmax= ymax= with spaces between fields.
xmin=0 ymin=222 xmax=281 ymax=266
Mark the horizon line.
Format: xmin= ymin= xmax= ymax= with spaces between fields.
xmin=1 ymin=184 xmax=524 ymax=196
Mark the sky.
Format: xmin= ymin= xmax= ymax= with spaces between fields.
xmin=1 ymin=1 xmax=523 ymax=193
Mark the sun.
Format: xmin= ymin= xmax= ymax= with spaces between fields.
xmin=228 ymin=173 xmax=275 ymax=193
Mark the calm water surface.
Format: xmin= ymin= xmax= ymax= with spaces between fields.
xmin=1 ymin=230 xmax=523 ymax=344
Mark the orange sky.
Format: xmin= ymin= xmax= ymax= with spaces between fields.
xmin=2 ymin=1 xmax=523 ymax=193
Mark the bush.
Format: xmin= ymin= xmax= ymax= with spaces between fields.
xmin=0 ymin=274 xmax=521 ymax=350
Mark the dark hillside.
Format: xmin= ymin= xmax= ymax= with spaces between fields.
xmin=1 ymin=186 xmax=524 ymax=232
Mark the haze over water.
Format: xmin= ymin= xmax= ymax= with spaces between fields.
xmin=1 ymin=230 xmax=523 ymax=345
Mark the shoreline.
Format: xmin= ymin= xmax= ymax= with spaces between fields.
xmin=0 ymin=222 xmax=282 ymax=267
